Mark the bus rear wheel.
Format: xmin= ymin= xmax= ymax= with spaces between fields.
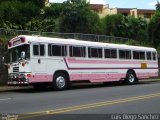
xmin=52 ymin=73 xmax=69 ymax=90
xmin=125 ymin=71 xmax=137 ymax=85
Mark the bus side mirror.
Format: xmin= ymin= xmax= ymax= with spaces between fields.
xmin=21 ymin=51 xmax=25 ymax=59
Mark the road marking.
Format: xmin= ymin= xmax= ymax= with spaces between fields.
xmin=0 ymin=98 xmax=11 ymax=101
xmin=19 ymin=92 xmax=160 ymax=120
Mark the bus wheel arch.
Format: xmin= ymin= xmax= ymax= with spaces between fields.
xmin=52 ymin=70 xmax=70 ymax=90
xmin=125 ymin=69 xmax=138 ymax=85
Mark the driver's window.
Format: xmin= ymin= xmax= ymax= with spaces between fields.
xmin=33 ymin=44 xmax=45 ymax=56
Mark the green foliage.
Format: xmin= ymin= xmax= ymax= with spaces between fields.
xmin=103 ymin=14 xmax=124 ymax=36
xmin=0 ymin=0 xmax=155 ymax=48
xmin=43 ymin=3 xmax=63 ymax=19
xmin=58 ymin=0 xmax=102 ymax=34
xmin=125 ymin=39 xmax=140 ymax=46
xmin=156 ymin=1 xmax=160 ymax=11
xmin=0 ymin=0 xmax=41 ymax=29
xmin=59 ymin=0 xmax=90 ymax=33
xmin=103 ymin=14 xmax=148 ymax=43
xmin=123 ymin=16 xmax=148 ymax=40
xmin=148 ymin=10 xmax=160 ymax=48
xmin=0 ymin=0 xmax=46 ymax=8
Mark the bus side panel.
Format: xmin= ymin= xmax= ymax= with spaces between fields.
xmin=65 ymin=58 xmax=158 ymax=83
xmin=29 ymin=57 xmax=69 ymax=83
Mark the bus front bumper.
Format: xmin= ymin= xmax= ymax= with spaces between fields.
xmin=8 ymin=73 xmax=29 ymax=86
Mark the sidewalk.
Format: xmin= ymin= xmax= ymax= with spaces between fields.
xmin=0 ymin=86 xmax=31 ymax=92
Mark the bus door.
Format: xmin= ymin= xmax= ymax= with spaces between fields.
xmin=32 ymin=43 xmax=47 ymax=73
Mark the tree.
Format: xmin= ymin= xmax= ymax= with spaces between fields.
xmin=103 ymin=14 xmax=124 ymax=36
xmin=156 ymin=0 xmax=160 ymax=11
xmin=103 ymin=14 xmax=148 ymax=43
xmin=0 ymin=0 xmax=41 ymax=30
xmin=123 ymin=16 xmax=148 ymax=41
xmin=0 ymin=0 xmax=46 ymax=8
xmin=148 ymin=1 xmax=160 ymax=49
xmin=43 ymin=3 xmax=63 ymax=19
xmin=59 ymin=0 xmax=89 ymax=33
xmin=148 ymin=12 xmax=160 ymax=48
xmin=58 ymin=0 xmax=101 ymax=34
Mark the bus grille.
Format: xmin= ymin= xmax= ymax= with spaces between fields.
xmin=13 ymin=67 xmax=19 ymax=73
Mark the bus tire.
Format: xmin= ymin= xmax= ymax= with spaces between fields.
xmin=53 ymin=73 xmax=69 ymax=90
xmin=125 ymin=71 xmax=137 ymax=85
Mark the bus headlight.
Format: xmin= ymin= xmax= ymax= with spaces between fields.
xmin=20 ymin=74 xmax=25 ymax=78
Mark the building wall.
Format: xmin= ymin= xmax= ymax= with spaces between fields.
xmin=90 ymin=4 xmax=155 ymax=21
xmin=130 ymin=9 xmax=138 ymax=18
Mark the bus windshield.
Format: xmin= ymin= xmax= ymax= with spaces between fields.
xmin=9 ymin=44 xmax=30 ymax=62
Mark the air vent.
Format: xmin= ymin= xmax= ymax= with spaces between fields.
xmin=13 ymin=67 xmax=19 ymax=73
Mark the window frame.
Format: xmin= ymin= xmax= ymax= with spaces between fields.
xmin=88 ymin=47 xmax=103 ymax=58
xmin=119 ymin=49 xmax=131 ymax=60
xmin=69 ymin=45 xmax=86 ymax=58
xmin=133 ymin=50 xmax=145 ymax=60
xmin=152 ymin=52 xmax=157 ymax=61
xmin=48 ymin=44 xmax=67 ymax=57
xmin=104 ymin=48 xmax=117 ymax=59
xmin=33 ymin=43 xmax=45 ymax=57
xmin=146 ymin=51 xmax=152 ymax=61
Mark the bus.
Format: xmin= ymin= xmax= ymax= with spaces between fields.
xmin=7 ymin=35 xmax=158 ymax=90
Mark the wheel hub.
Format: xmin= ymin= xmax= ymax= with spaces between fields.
xmin=129 ymin=74 xmax=135 ymax=83
xmin=56 ymin=76 xmax=66 ymax=88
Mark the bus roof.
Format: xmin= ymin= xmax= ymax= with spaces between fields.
xmin=11 ymin=35 xmax=156 ymax=51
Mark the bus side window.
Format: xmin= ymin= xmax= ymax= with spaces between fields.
xmin=139 ymin=52 xmax=145 ymax=60
xmin=133 ymin=51 xmax=139 ymax=59
xmin=40 ymin=44 xmax=45 ymax=56
xmin=48 ymin=44 xmax=67 ymax=57
xmin=88 ymin=47 xmax=102 ymax=58
xmin=152 ymin=52 xmax=157 ymax=61
xmin=33 ymin=45 xmax=39 ymax=56
xmin=147 ymin=52 xmax=152 ymax=60
xmin=105 ymin=49 xmax=117 ymax=59
xmin=70 ymin=46 xmax=86 ymax=57
xmin=33 ymin=44 xmax=45 ymax=56
xmin=48 ymin=44 xmax=52 ymax=56
xmin=119 ymin=50 xmax=131 ymax=59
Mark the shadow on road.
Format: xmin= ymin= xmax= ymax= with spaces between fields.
xmin=0 ymin=79 xmax=160 ymax=93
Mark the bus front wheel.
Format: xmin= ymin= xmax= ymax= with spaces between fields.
xmin=53 ymin=73 xmax=69 ymax=90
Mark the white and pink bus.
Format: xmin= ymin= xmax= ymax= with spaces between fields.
xmin=7 ymin=35 xmax=158 ymax=90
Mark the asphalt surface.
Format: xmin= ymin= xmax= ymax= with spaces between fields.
xmin=0 ymin=80 xmax=160 ymax=120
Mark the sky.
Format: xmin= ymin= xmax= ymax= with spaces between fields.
xmin=49 ymin=0 xmax=158 ymax=9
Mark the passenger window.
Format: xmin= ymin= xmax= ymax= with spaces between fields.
xmin=152 ymin=52 xmax=157 ymax=61
xmin=48 ymin=44 xmax=52 ymax=56
xmin=133 ymin=51 xmax=145 ymax=60
xmin=40 ymin=44 xmax=45 ymax=56
xmin=147 ymin=52 xmax=152 ymax=60
xmin=48 ymin=44 xmax=67 ymax=57
xmin=119 ymin=50 xmax=131 ymax=59
xmin=139 ymin=52 xmax=145 ymax=60
xmin=33 ymin=45 xmax=39 ymax=56
xmin=88 ymin=47 xmax=102 ymax=58
xmin=105 ymin=49 xmax=117 ymax=58
xmin=70 ymin=46 xmax=86 ymax=57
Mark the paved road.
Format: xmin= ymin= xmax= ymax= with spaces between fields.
xmin=0 ymin=80 xmax=160 ymax=120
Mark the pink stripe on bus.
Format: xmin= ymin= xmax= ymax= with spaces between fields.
xmin=70 ymin=73 xmax=158 ymax=82
xmin=29 ymin=74 xmax=53 ymax=83
xmin=66 ymin=58 xmax=157 ymax=65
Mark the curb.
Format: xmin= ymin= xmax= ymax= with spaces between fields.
xmin=0 ymin=86 xmax=31 ymax=92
